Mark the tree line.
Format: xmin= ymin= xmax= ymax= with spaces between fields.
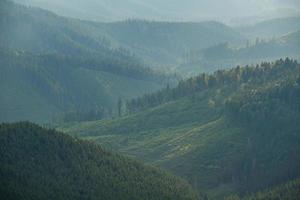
xmin=126 ymin=58 xmax=299 ymax=113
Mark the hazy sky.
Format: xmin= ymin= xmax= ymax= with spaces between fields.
xmin=13 ymin=0 xmax=300 ymax=23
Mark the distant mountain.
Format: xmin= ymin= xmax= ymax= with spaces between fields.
xmin=0 ymin=122 xmax=199 ymax=200
xmin=0 ymin=0 xmax=128 ymax=57
xmin=0 ymin=0 xmax=246 ymax=124
xmin=1 ymin=0 xmax=245 ymax=66
xmin=61 ymin=59 xmax=300 ymax=199
xmin=12 ymin=0 xmax=300 ymax=23
xmin=177 ymin=30 xmax=300 ymax=75
xmin=236 ymin=17 xmax=300 ymax=39
xmin=0 ymin=1 xmax=165 ymax=123
xmin=98 ymin=20 xmax=245 ymax=66
xmin=282 ymin=29 xmax=300 ymax=46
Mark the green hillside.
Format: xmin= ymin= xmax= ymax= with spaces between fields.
xmin=226 ymin=179 xmax=300 ymax=200
xmin=3 ymin=1 xmax=300 ymax=199
xmin=0 ymin=0 xmax=168 ymax=123
xmin=0 ymin=0 xmax=246 ymax=122
xmin=61 ymin=58 xmax=300 ymax=199
xmin=0 ymin=122 xmax=199 ymax=200
xmin=0 ymin=48 xmax=162 ymax=123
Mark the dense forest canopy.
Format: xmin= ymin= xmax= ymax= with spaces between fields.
xmin=126 ymin=58 xmax=299 ymax=113
xmin=226 ymin=179 xmax=300 ymax=200
xmin=0 ymin=122 xmax=199 ymax=200
xmin=0 ymin=47 xmax=164 ymax=123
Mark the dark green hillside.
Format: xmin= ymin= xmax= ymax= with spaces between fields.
xmin=61 ymin=59 xmax=300 ymax=199
xmin=226 ymin=179 xmax=300 ymax=200
xmin=0 ymin=48 xmax=162 ymax=123
xmin=127 ymin=58 xmax=299 ymax=113
xmin=226 ymin=73 xmax=300 ymax=130
xmin=0 ymin=122 xmax=199 ymax=200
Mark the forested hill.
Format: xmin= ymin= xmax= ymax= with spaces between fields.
xmin=0 ymin=0 xmax=248 ymax=123
xmin=177 ymin=29 xmax=300 ymax=76
xmin=126 ymin=58 xmax=299 ymax=113
xmin=0 ymin=0 xmax=167 ymax=123
xmin=0 ymin=0 xmax=141 ymax=63
xmin=0 ymin=0 xmax=163 ymax=79
xmin=0 ymin=122 xmax=199 ymax=200
xmin=0 ymin=47 xmax=163 ymax=123
xmin=204 ymin=29 xmax=300 ymax=61
xmin=61 ymin=58 xmax=300 ymax=199
xmin=226 ymin=179 xmax=300 ymax=200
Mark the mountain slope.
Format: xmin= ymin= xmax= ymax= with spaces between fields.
xmin=0 ymin=0 xmax=136 ymax=60
xmin=236 ymin=17 xmax=300 ymax=39
xmin=98 ymin=20 xmax=244 ymax=66
xmin=0 ymin=1 xmax=165 ymax=123
xmin=226 ymin=179 xmax=300 ymax=200
xmin=0 ymin=0 xmax=246 ymax=123
xmin=0 ymin=48 xmax=162 ymax=123
xmin=0 ymin=122 xmax=199 ymax=200
xmin=178 ymin=30 xmax=300 ymax=75
xmin=61 ymin=59 xmax=300 ymax=199
xmin=2 ymin=1 xmax=245 ymax=67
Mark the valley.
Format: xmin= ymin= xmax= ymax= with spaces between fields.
xmin=60 ymin=59 xmax=300 ymax=199
xmin=1 ymin=0 xmax=300 ymax=199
